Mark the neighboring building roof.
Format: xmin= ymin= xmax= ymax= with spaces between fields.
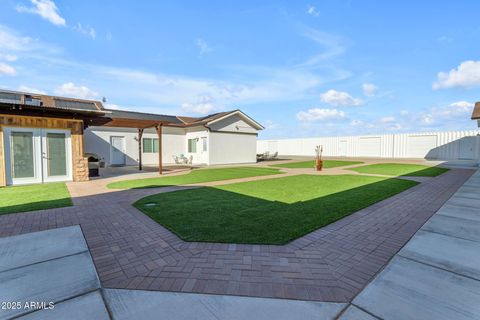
xmin=472 ymin=102 xmax=480 ymax=120
xmin=0 ymin=89 xmax=106 ymax=114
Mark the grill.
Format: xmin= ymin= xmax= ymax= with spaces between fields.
xmin=85 ymin=153 xmax=104 ymax=177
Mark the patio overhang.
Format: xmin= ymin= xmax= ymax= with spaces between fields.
xmin=471 ymin=102 xmax=480 ymax=124
xmin=101 ymin=116 xmax=178 ymax=175
xmin=100 ymin=117 xmax=176 ymax=129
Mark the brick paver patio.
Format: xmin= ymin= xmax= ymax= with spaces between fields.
xmin=0 ymin=168 xmax=473 ymax=302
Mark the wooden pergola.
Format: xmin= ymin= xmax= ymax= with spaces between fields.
xmin=101 ymin=117 xmax=175 ymax=174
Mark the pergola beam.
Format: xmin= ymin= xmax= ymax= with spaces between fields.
xmin=137 ymin=128 xmax=144 ymax=171
xmin=155 ymin=123 xmax=163 ymax=175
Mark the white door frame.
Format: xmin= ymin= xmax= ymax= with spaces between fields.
xmin=42 ymin=129 xmax=73 ymax=183
xmin=3 ymin=127 xmax=72 ymax=185
xmin=110 ymin=136 xmax=126 ymax=166
xmin=3 ymin=127 xmax=42 ymax=185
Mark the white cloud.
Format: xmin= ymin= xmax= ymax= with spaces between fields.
xmin=362 ymin=83 xmax=378 ymax=97
xmin=55 ymin=82 xmax=98 ymax=99
xmin=18 ymin=85 xmax=46 ymax=94
xmin=264 ymin=120 xmax=280 ymax=130
xmin=16 ymin=0 xmax=66 ymax=26
xmin=0 ymin=24 xmax=351 ymax=113
xmin=396 ymin=101 xmax=474 ymax=128
xmin=296 ymin=108 xmax=346 ymax=122
xmin=0 ymin=54 xmax=17 ymax=62
xmin=73 ymin=23 xmax=96 ymax=39
xmin=350 ymin=119 xmax=364 ymax=126
xmin=421 ymin=115 xmax=434 ymax=125
xmin=0 ymin=26 xmax=34 ymax=52
xmin=449 ymin=101 xmax=473 ymax=110
xmin=195 ymin=38 xmax=212 ymax=55
xmin=298 ymin=26 xmax=345 ymax=66
xmin=307 ymin=5 xmax=320 ymax=16
xmin=104 ymin=103 xmax=129 ymax=111
xmin=0 ymin=63 xmax=16 ymax=75
xmin=181 ymin=102 xmax=219 ymax=115
xmin=380 ymin=116 xmax=395 ymax=123
xmin=433 ymin=60 xmax=480 ymax=89
xmin=320 ymin=89 xmax=363 ymax=107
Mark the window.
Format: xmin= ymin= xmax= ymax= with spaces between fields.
xmin=188 ymin=138 xmax=197 ymax=153
xmin=202 ymin=137 xmax=207 ymax=152
xmin=143 ymin=138 xmax=159 ymax=153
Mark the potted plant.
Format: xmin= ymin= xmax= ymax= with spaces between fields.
xmin=315 ymin=145 xmax=323 ymax=171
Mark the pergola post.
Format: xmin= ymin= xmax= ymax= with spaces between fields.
xmin=155 ymin=124 xmax=163 ymax=175
xmin=137 ymin=128 xmax=144 ymax=171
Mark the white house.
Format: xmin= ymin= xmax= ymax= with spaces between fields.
xmin=85 ymin=109 xmax=264 ymax=167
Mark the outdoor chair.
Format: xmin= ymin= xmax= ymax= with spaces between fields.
xmin=172 ymin=155 xmax=182 ymax=164
xmin=268 ymin=151 xmax=278 ymax=160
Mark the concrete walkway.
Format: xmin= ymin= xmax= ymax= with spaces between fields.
xmin=341 ymin=169 xmax=480 ymax=320
xmin=0 ymin=226 xmax=109 ymax=320
xmin=0 ymin=226 xmax=347 ymax=320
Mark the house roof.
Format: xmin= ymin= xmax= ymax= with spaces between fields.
xmin=176 ymin=110 xmax=264 ymax=130
xmin=106 ymin=109 xmax=182 ymax=123
xmin=0 ymin=88 xmax=263 ymax=130
xmin=177 ymin=111 xmax=234 ymax=127
xmin=472 ymin=102 xmax=480 ymax=120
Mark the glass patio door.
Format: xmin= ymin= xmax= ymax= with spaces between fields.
xmin=4 ymin=127 xmax=72 ymax=185
xmin=8 ymin=129 xmax=42 ymax=184
xmin=41 ymin=130 xmax=71 ymax=182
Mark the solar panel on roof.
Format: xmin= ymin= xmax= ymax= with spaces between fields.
xmin=54 ymin=99 xmax=98 ymax=111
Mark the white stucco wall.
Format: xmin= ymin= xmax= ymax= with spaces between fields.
xmin=84 ymin=112 xmax=261 ymax=167
xmin=208 ymin=114 xmax=258 ymax=134
xmin=185 ymin=126 xmax=209 ymax=165
xmin=84 ymin=126 xmax=185 ymax=166
xmin=209 ymin=132 xmax=257 ymax=165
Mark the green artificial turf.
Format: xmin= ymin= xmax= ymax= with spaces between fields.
xmin=270 ymin=160 xmax=363 ymax=169
xmin=107 ymin=167 xmax=283 ymax=189
xmin=135 ymin=174 xmax=417 ymax=244
xmin=0 ymin=182 xmax=73 ymax=215
xmin=348 ymin=163 xmax=449 ymax=177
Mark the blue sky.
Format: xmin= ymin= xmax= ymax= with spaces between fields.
xmin=0 ymin=0 xmax=479 ymax=139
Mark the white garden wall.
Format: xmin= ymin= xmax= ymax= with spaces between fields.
xmin=258 ymin=130 xmax=480 ymax=161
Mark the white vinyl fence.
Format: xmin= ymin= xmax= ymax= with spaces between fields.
xmin=257 ymin=130 xmax=480 ymax=161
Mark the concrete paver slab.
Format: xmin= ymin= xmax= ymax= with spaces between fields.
xmin=353 ymin=256 xmax=480 ymax=320
xmin=446 ymin=196 xmax=480 ymax=209
xmin=104 ymin=289 xmax=346 ymax=320
xmin=18 ymin=291 xmax=110 ymax=320
xmin=422 ymin=214 xmax=480 ymax=242
xmin=436 ymin=203 xmax=480 ymax=222
xmin=399 ymin=230 xmax=480 ymax=280
xmin=0 ymin=252 xmax=100 ymax=319
xmin=338 ymin=306 xmax=378 ymax=320
xmin=0 ymin=226 xmax=87 ymax=273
